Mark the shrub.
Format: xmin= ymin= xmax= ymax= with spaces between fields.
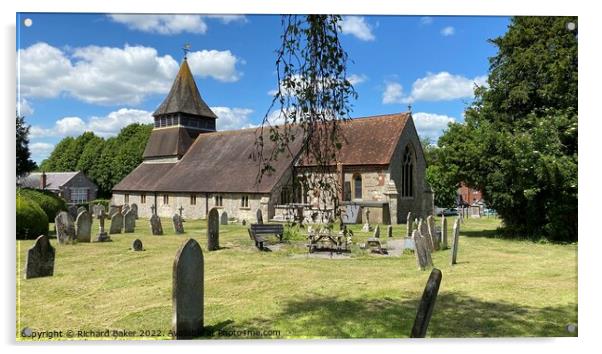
xmin=17 ymin=188 xmax=67 ymax=220
xmin=16 ymin=195 xmax=49 ymax=240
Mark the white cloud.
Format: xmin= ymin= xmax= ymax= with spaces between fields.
xmin=211 ymin=107 xmax=255 ymax=130
xmin=382 ymin=72 xmax=487 ymax=104
xmin=17 ymin=98 xmax=34 ymax=116
xmin=340 ymin=16 xmax=375 ymax=41
xmin=108 ymin=15 xmax=208 ymax=35
xmin=382 ymin=82 xmax=405 ymax=104
xmin=347 ymin=74 xmax=367 ymax=86
xmin=412 ymin=112 xmax=456 ymax=140
xmin=420 ymin=17 xmax=434 ymax=25
xmin=30 ymin=142 xmax=55 ymax=161
xmin=205 ymin=15 xmax=247 ymax=24
xmin=441 ymin=26 xmax=455 ymax=36
xmin=18 ymin=42 xmax=242 ymax=105
xmin=187 ymin=50 xmax=241 ymax=82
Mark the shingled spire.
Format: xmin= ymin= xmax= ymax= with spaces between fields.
xmin=143 ymin=58 xmax=218 ymax=161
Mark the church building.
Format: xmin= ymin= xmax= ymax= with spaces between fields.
xmin=112 ymin=58 xmax=433 ymax=224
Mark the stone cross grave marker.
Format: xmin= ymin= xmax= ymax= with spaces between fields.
xmin=410 ymin=268 xmax=442 ymax=338
xmin=207 ymin=208 xmax=220 ymax=251
xmin=75 ymin=210 xmax=92 ymax=242
xmin=450 ymin=218 xmax=461 ymax=265
xmin=373 ymin=224 xmax=380 ymax=238
xmin=220 ymin=211 xmax=228 ymax=225
xmin=178 ymin=205 xmax=184 ymax=218
xmin=150 ymin=214 xmax=163 ymax=235
xmin=256 ymin=208 xmax=263 ymax=224
xmin=95 ymin=209 xmax=111 ymax=242
xmin=130 ymin=203 xmax=138 ymax=219
xmin=173 ymin=213 xmax=185 ymax=234
xmin=55 ymin=211 xmax=75 ymax=245
xmin=427 ymin=215 xmax=440 ymax=250
xmin=109 ymin=213 xmax=123 ymax=234
xmin=441 ymin=216 xmax=448 ymax=249
xmin=124 ymin=209 xmax=136 ymax=233
xmin=24 ymin=235 xmax=55 ymax=279
xmin=387 ymin=225 xmax=393 ymax=238
xmin=132 ymin=239 xmax=143 ymax=251
xmin=172 ymin=238 xmax=204 ymax=339
xmin=406 ymin=212 xmax=413 ymax=237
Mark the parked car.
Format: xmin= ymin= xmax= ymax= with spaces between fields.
xmin=436 ymin=208 xmax=458 ymax=216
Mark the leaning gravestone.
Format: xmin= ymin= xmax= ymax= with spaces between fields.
xmin=410 ymin=268 xmax=442 ymax=338
xmin=412 ymin=230 xmax=432 ymax=271
xmin=130 ymin=203 xmax=138 ymax=219
xmin=387 ymin=225 xmax=393 ymax=238
xmin=256 ymin=209 xmax=263 ymax=224
xmin=109 ymin=213 xmax=123 ymax=234
xmin=24 ymin=235 xmax=55 ymax=279
xmin=150 ymin=214 xmax=163 ymax=235
xmin=450 ymin=219 xmax=461 ymax=265
xmin=406 ymin=212 xmax=413 ymax=237
xmin=207 ymin=208 xmax=219 ymax=251
xmin=173 ymin=214 xmax=185 ymax=234
xmin=441 ymin=216 xmax=448 ymax=249
xmin=55 ymin=211 xmax=76 ymax=244
xmin=132 ymin=239 xmax=143 ymax=251
xmin=121 ymin=204 xmax=130 ymax=215
xmin=373 ymin=225 xmax=380 ymax=238
xmin=220 ymin=211 xmax=228 ymax=225
xmin=172 ymin=238 xmax=204 ymax=339
xmin=123 ymin=209 xmax=136 ymax=233
xmin=75 ymin=210 xmax=92 ymax=242
xmin=426 ymin=215 xmax=439 ymax=250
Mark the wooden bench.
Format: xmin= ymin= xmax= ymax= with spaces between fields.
xmin=248 ymin=224 xmax=284 ymax=250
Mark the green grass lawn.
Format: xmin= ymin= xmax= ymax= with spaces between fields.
xmin=16 ymin=216 xmax=577 ymax=340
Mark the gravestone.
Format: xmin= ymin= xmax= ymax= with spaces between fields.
xmin=172 ymin=238 xmax=204 ymax=339
xmin=406 ymin=212 xmax=413 ymax=237
xmin=109 ymin=205 xmax=120 ymax=216
xmin=256 ymin=209 xmax=263 ymax=224
xmin=95 ymin=209 xmax=111 ymax=242
xmin=121 ymin=204 xmax=130 ymax=216
xmin=361 ymin=223 xmax=373 ymax=232
xmin=77 ymin=206 xmax=87 ymax=215
xmin=341 ymin=204 xmax=360 ymax=224
xmin=173 ymin=214 xmax=185 ymax=234
xmin=387 ymin=225 xmax=393 ymax=238
xmin=68 ymin=205 xmax=78 ymax=220
xmin=109 ymin=213 xmax=123 ymax=234
xmin=150 ymin=214 xmax=163 ymax=235
xmin=373 ymin=225 xmax=380 ymax=238
xmin=132 ymin=239 xmax=143 ymax=251
xmin=220 ymin=211 xmax=228 ymax=225
xmin=178 ymin=206 xmax=184 ymax=218
xmin=450 ymin=219 xmax=461 ymax=265
xmin=55 ymin=211 xmax=75 ymax=244
xmin=418 ymin=219 xmax=433 ymax=252
xmin=24 ymin=235 xmax=55 ymax=279
xmin=441 ymin=216 xmax=448 ymax=249
xmin=123 ymin=209 xmax=136 ymax=233
xmin=130 ymin=203 xmax=138 ymax=219
xmin=75 ymin=210 xmax=92 ymax=242
xmin=412 ymin=230 xmax=431 ymax=271
xmin=207 ymin=208 xmax=219 ymax=251
xmin=410 ymin=268 xmax=442 ymax=338
xmin=426 ymin=215 xmax=439 ymax=250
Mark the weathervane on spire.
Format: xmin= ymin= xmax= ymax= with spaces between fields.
xmin=407 ymin=104 xmax=413 ymax=113
xmin=182 ymin=43 xmax=191 ymax=60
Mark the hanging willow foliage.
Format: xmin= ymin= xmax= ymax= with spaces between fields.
xmin=254 ymin=15 xmax=357 ymax=226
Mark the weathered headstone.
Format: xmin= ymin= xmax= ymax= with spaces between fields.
xmin=427 ymin=215 xmax=439 ymax=250
xmin=406 ymin=212 xmax=413 ymax=237
xmin=341 ymin=204 xmax=360 ymax=224
xmin=124 ymin=209 xmax=136 ymax=233
xmin=441 ymin=216 xmax=448 ymax=249
xmin=373 ymin=225 xmax=380 ymax=238
xmin=75 ymin=210 xmax=92 ymax=242
xmin=417 ymin=219 xmax=433 ymax=252
xmin=387 ymin=225 xmax=393 ymax=238
xmin=362 ymin=207 xmax=373 ymax=232
xmin=450 ymin=218 xmax=461 ymax=265
xmin=173 ymin=213 xmax=185 ymax=234
xmin=410 ymin=268 xmax=442 ymax=338
xmin=95 ymin=209 xmax=111 ymax=242
xmin=132 ymin=239 xmax=143 ymax=251
xmin=109 ymin=205 xmax=121 ymax=216
xmin=207 ymin=208 xmax=219 ymax=251
xmin=109 ymin=213 xmax=123 ymax=234
xmin=256 ymin=209 xmax=263 ymax=224
xmin=68 ymin=205 xmax=78 ymax=220
xmin=220 ymin=211 xmax=228 ymax=225
xmin=24 ymin=235 xmax=55 ymax=279
xmin=172 ymin=238 xmax=204 ymax=339
xmin=77 ymin=206 xmax=87 ymax=215
xmin=121 ymin=204 xmax=130 ymax=215
xmin=130 ymin=203 xmax=138 ymax=219
xmin=150 ymin=214 xmax=163 ymax=235
xmin=55 ymin=211 xmax=75 ymax=244
xmin=412 ymin=230 xmax=432 ymax=271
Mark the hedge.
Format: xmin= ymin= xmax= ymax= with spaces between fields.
xmin=16 ymin=195 xmax=49 ymax=240
xmin=17 ymin=188 xmax=67 ymax=221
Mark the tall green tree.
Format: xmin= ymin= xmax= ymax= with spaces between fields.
xmin=16 ymin=114 xmax=37 ymax=177
xmin=433 ymin=17 xmax=578 ymax=241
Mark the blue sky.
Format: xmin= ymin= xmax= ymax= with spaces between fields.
xmin=16 ymin=13 xmax=510 ymax=163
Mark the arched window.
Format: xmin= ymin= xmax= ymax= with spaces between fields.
xmin=402 ymin=146 xmax=414 ymax=197
xmin=354 ymin=174 xmax=362 ymax=199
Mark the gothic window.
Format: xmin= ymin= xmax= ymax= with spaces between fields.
xmin=214 ymin=195 xmax=223 ymax=207
xmin=190 ymin=194 xmax=197 ymax=206
xmin=140 ymin=193 xmax=146 ymax=204
xmin=344 ymin=181 xmax=352 ymax=201
xmin=402 ymin=146 xmax=414 ymax=198
xmin=241 ymin=195 xmax=249 ymax=208
xmin=163 ymin=194 xmax=169 ymax=205
xmin=353 ymin=174 xmax=362 ymax=200
xmin=124 ymin=193 xmax=129 ymax=204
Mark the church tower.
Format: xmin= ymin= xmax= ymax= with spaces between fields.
xmin=142 ymin=58 xmax=217 ymax=161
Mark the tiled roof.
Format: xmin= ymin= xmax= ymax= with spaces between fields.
xmin=18 ymin=171 xmax=80 ymax=190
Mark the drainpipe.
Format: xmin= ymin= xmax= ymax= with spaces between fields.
xmin=205 ymin=192 xmax=209 ymax=218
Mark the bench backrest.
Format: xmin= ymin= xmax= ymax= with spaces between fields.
xmin=250 ymin=223 xmax=284 ymax=234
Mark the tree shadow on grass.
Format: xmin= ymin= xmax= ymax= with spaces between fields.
xmin=461 ymin=229 xmax=501 ymax=239
xmin=213 ymin=293 xmax=577 ymax=338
